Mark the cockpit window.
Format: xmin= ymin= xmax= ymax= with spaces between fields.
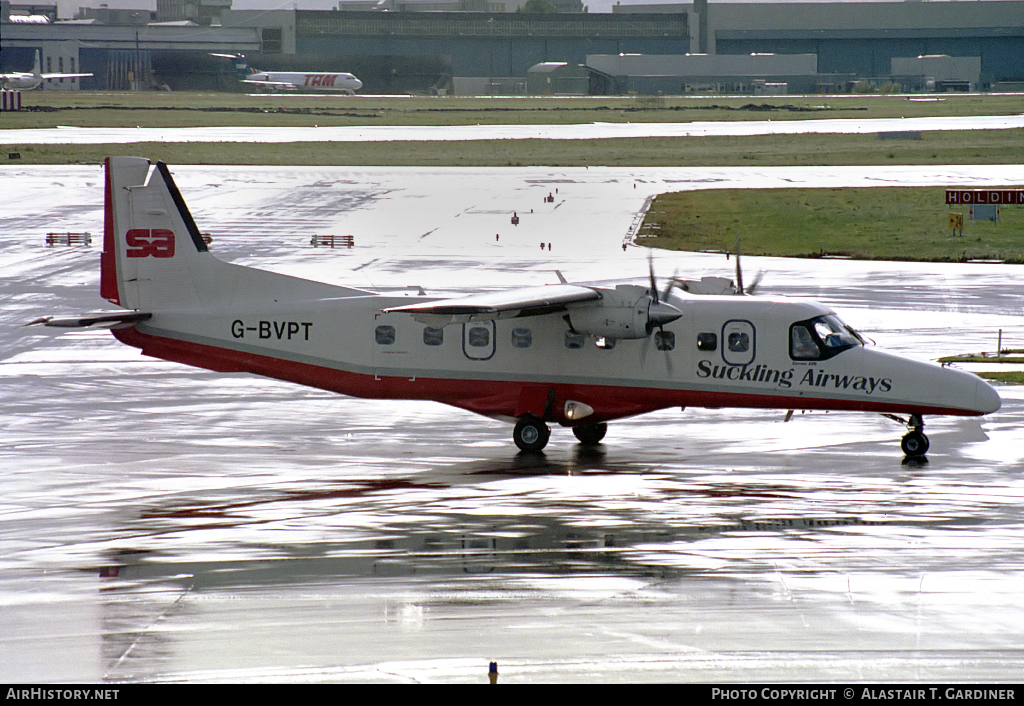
xmin=790 ymin=325 xmax=819 ymax=359
xmin=789 ymin=315 xmax=862 ymax=361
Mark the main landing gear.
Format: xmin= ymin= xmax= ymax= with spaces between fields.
xmin=572 ymin=422 xmax=607 ymax=446
xmin=513 ymin=415 xmax=550 ymax=452
xmin=900 ymin=414 xmax=929 ymax=457
xmin=512 ymin=416 xmax=608 ymax=451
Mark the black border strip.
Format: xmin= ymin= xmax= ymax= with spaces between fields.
xmin=156 ymin=162 xmax=209 ymax=253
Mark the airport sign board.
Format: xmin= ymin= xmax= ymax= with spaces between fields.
xmin=946 ymin=189 xmax=1024 ymax=205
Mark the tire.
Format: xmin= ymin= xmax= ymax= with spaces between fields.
xmin=513 ymin=416 xmax=550 ymax=452
xmin=901 ymin=431 xmax=929 ymax=457
xmin=572 ymin=422 xmax=607 ymax=446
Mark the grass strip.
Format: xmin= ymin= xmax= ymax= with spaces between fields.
xmin=5 ymin=92 xmax=1024 ymax=129
xmin=640 ymin=183 xmax=1024 ymax=262
xmin=4 ymin=130 xmax=1024 ymax=167
xmin=976 ymin=372 xmax=1024 ymax=384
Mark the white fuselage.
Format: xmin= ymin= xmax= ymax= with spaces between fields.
xmin=244 ymin=71 xmax=363 ymax=94
xmin=119 ymin=289 xmax=999 ymax=425
xmin=1 ymin=51 xmax=91 ymax=90
xmin=1 ymin=72 xmax=45 ymax=90
xmin=79 ymin=156 xmax=998 ymax=456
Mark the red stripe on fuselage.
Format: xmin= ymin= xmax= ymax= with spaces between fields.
xmin=100 ymin=158 xmax=120 ymax=305
xmin=111 ymin=327 xmax=984 ymax=422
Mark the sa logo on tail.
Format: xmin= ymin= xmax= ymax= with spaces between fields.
xmin=126 ymin=229 xmax=175 ymax=258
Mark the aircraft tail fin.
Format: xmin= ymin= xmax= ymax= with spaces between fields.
xmin=102 ymin=157 xmax=220 ymax=311
xmin=32 ymin=50 xmax=41 ymax=76
xmin=102 ymin=157 xmax=362 ymax=313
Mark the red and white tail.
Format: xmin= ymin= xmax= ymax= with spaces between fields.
xmin=100 ymin=157 xmax=358 ymax=313
xmin=101 ymin=157 xmax=227 ymax=311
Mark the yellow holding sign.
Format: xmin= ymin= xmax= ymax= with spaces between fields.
xmin=949 ymin=212 xmax=964 ymax=230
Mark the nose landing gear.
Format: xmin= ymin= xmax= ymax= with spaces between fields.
xmin=900 ymin=414 xmax=929 ymax=457
xmin=884 ymin=413 xmax=930 ymax=457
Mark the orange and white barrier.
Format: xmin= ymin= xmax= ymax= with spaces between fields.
xmin=310 ymin=234 xmax=355 ymax=248
xmin=1 ymin=90 xmax=22 ymax=111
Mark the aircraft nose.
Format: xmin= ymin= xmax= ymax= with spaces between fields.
xmin=973 ymin=376 xmax=1002 ymax=414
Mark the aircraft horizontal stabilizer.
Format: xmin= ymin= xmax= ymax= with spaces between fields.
xmin=28 ymin=312 xmax=152 ymax=329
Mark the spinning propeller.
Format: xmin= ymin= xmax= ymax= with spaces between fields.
xmin=641 ymin=253 xmax=682 ymax=371
xmin=732 ymin=236 xmax=764 ymax=296
xmin=646 ymin=252 xmax=683 ymax=334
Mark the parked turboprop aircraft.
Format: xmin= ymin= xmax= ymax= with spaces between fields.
xmin=34 ymin=158 xmax=1001 ymax=457
xmin=241 ymin=67 xmax=362 ymax=94
xmin=0 ymin=50 xmax=92 ymax=90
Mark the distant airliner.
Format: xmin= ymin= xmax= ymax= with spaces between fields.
xmin=242 ymin=68 xmax=362 ymax=95
xmin=0 ymin=50 xmax=92 ymax=90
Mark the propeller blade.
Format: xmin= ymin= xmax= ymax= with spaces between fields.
xmin=746 ymin=270 xmax=764 ymax=296
xmin=647 ymin=251 xmax=659 ymax=304
xmin=662 ymin=268 xmax=679 ymax=302
xmin=734 ymin=235 xmax=744 ymax=296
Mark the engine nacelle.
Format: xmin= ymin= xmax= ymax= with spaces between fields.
xmin=566 ymin=285 xmax=681 ymax=340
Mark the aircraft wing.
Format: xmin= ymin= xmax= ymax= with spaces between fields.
xmin=40 ymin=73 xmax=93 ymax=80
xmin=27 ymin=312 xmax=151 ymax=329
xmin=382 ymin=284 xmax=602 ymax=324
xmin=241 ymin=79 xmax=296 ymax=90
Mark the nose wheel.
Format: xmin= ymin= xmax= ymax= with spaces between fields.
xmin=513 ymin=415 xmax=550 ymax=452
xmin=900 ymin=414 xmax=929 ymax=457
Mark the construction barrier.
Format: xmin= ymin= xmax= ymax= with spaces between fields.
xmin=45 ymin=232 xmax=92 ymax=247
xmin=1 ymin=90 xmax=22 ymax=112
xmin=310 ymin=234 xmax=354 ymax=248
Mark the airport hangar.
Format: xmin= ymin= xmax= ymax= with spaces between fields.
xmin=1 ymin=1 xmax=1021 ymax=94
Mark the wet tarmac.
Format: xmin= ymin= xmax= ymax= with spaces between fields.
xmin=4 ymin=114 xmax=1024 ymax=145
xmin=3 ymin=164 xmax=1024 ymax=683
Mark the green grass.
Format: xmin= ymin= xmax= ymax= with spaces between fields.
xmin=4 ymin=91 xmax=1023 ymax=167
xmin=976 ymin=372 xmax=1024 ymax=384
xmin=3 ymin=91 xmax=1024 ymax=129
xmin=938 ymin=349 xmax=1024 ymax=363
xmin=640 ymin=185 xmax=1024 ymax=262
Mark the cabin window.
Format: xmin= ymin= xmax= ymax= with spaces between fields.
xmin=728 ymin=332 xmax=750 ymax=353
xmin=467 ymin=325 xmax=490 ymax=348
xmin=462 ymin=321 xmax=496 ymax=361
xmin=564 ymin=330 xmax=585 ymax=350
xmin=655 ymin=331 xmax=675 ymax=351
xmin=789 ymin=315 xmax=862 ymax=361
xmin=511 ymin=328 xmax=532 ymax=348
xmin=375 ymin=325 xmax=395 ymax=345
xmin=423 ymin=326 xmax=444 ymax=346
xmin=721 ymin=320 xmax=756 ymax=366
xmin=697 ymin=332 xmax=717 ymax=351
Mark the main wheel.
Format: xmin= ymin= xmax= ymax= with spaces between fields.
xmin=901 ymin=430 xmax=930 ymax=457
xmin=513 ymin=415 xmax=550 ymax=452
xmin=572 ymin=422 xmax=607 ymax=446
